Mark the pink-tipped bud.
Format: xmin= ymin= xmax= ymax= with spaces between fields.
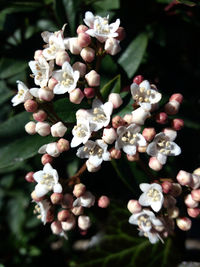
xmin=132 ymin=107 xmax=150 ymax=125
xmin=51 ymin=221 xmax=62 ymax=235
xmin=164 ymin=100 xmax=180 ymax=115
xmin=64 ymin=37 xmax=82 ymax=55
xmin=108 ymin=93 xmax=123 ymax=109
xmin=80 ymin=47 xmax=95 ymax=62
xmin=155 ymin=112 xmax=168 ymax=124
xmin=33 ymin=110 xmax=47 ymax=122
xmin=115 ymin=27 xmax=126 ymax=41
xmin=78 ymin=215 xmax=91 ymax=230
xmin=25 ymin=171 xmax=35 ymax=183
xmin=73 ymin=183 xmax=86 ymax=198
xmin=31 ymin=190 xmax=44 ymax=202
xmin=69 ymin=88 xmax=84 ymax=104
xmin=169 ymin=93 xmax=183 ymax=104
xmin=133 ymin=75 xmax=144 ymax=85
xmin=102 ymin=127 xmax=117 ymax=144
xmin=50 ymin=193 xmax=63 ymax=205
xmin=98 ymin=196 xmax=110 ymax=208
xmin=104 ymin=38 xmax=121 ymax=56
xmin=138 ymin=146 xmax=147 ymax=153
xmin=24 ymin=99 xmax=38 ymax=113
xmin=172 ymin=119 xmax=184 ymax=131
xmin=73 ymin=62 xmax=86 ymax=77
xmin=57 ymin=138 xmax=70 ymax=152
xmin=61 ymin=214 xmax=76 ymax=231
xmin=84 ymin=87 xmax=95 ymax=99
xmin=127 ymin=152 xmax=139 ymax=161
xmin=62 ymin=193 xmax=74 ymax=209
xmin=25 ymin=121 xmax=36 ymax=135
xmin=76 ymin=24 xmax=88 ymax=34
xmin=109 ymin=148 xmax=121 ymax=159
xmin=187 ymin=208 xmax=200 ymax=218
xmin=127 ymin=200 xmax=142 ymax=214
xmin=191 ymin=189 xmax=200 ymax=202
xmin=123 ymin=114 xmax=133 ymax=124
xmin=176 ymin=217 xmax=192 ymax=231
xmin=142 ymin=128 xmax=156 ymax=142
xmin=48 ymin=77 xmax=58 ymax=90
xmin=170 ymin=183 xmax=182 ymax=197
xmin=112 ymin=115 xmax=126 ymax=128
xmin=57 ymin=210 xmax=70 ymax=222
xmin=168 ymin=207 xmax=179 ymax=219
xmin=185 ymin=194 xmax=198 ymax=208
xmin=71 ymin=206 xmax=84 ymax=216
xmin=56 ymin=51 xmax=70 ymax=66
xmin=36 ymin=122 xmax=50 ymax=136
xmin=86 ymin=160 xmax=101 ymax=172
xmin=38 ymin=88 xmax=54 ymax=102
xmin=78 ymin=32 xmax=91 ymax=47
xmin=85 ymin=70 xmax=100 ymax=87
xmin=41 ymin=154 xmax=53 ymax=165
xmin=34 ymin=50 xmax=43 ymax=60
xmin=163 ymin=128 xmax=177 ymax=141
xmin=176 ymin=170 xmax=192 ymax=186
xmin=191 ymin=174 xmax=200 ymax=189
xmin=51 ymin=122 xmax=67 ymax=137
xmin=162 ymin=181 xmax=172 ymax=194
xmin=149 ymin=157 xmax=163 ymax=171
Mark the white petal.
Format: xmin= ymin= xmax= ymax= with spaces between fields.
xmin=30 ymin=88 xmax=39 ymax=98
xmin=123 ymin=144 xmax=136 ymax=156
xmin=52 ymin=70 xmax=63 ymax=81
xmin=138 ymin=193 xmax=150 ymax=206
xmin=85 ymin=29 xmax=95 ymax=37
xmin=103 ymin=101 xmax=113 ymax=117
xmin=146 ymin=142 xmax=157 ymax=157
xmin=33 ymin=171 xmax=44 ymax=183
xmin=92 ymin=99 xmax=103 ymax=109
xmin=102 ymin=152 xmax=110 ymax=161
xmin=140 ymin=102 xmax=152 ymax=111
xmin=84 ymin=11 xmax=95 ymax=28
xmin=117 ymin=126 xmax=126 ymax=136
xmin=109 ymin=19 xmax=120 ymax=33
xmin=137 ymin=134 xmax=147 ymax=146
xmin=130 ymin=83 xmax=139 ymax=98
xmin=35 ymin=183 xmax=49 ymax=197
xmin=151 ymin=201 xmax=162 ymax=212
xmin=139 ymin=80 xmax=151 ymax=90
xmin=43 ymin=163 xmax=53 ymax=174
xmin=53 ymin=83 xmax=68 ymax=94
xmin=38 ymin=144 xmax=47 ymax=154
xmin=127 ymin=123 xmax=141 ymax=134
xmin=71 ymin=136 xmax=83 ymax=148
xmin=53 ymin=183 xmax=62 ymax=193
xmin=157 ymin=153 xmax=167 ymax=165
xmin=89 ymin=155 xmax=102 ymax=167
xmin=62 ymin=61 xmax=73 ymax=73
xmin=170 ymin=142 xmax=181 ymax=156
xmin=128 ymin=214 xmax=138 ymax=225
xmin=151 ymin=183 xmax=162 ymax=192
xmin=140 ymin=183 xmax=151 ymax=192
xmin=149 ymin=90 xmax=162 ymax=104
xmin=76 ymin=147 xmax=89 ymax=159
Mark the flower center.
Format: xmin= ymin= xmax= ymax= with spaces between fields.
xmin=157 ymin=138 xmax=171 ymax=155
xmin=61 ymin=72 xmax=74 ymax=87
xmin=84 ymin=144 xmax=103 ymax=158
xmin=133 ymin=87 xmax=151 ymax=103
xmin=138 ymin=214 xmax=152 ymax=228
xmin=40 ymin=173 xmax=54 ymax=190
xmin=33 ymin=204 xmax=42 ymax=219
xmin=92 ymin=107 xmax=107 ymax=122
xmin=18 ymin=89 xmax=24 ymax=98
xmin=121 ymin=131 xmax=137 ymax=145
xmin=94 ymin=17 xmax=110 ymax=34
xmin=74 ymin=123 xmax=87 ymax=138
xmin=147 ymin=188 xmax=161 ymax=202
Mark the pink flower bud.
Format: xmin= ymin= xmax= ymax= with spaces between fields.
xmin=191 ymin=174 xmax=200 ymax=189
xmin=163 ymin=128 xmax=177 ymax=141
xmin=169 ymin=93 xmax=183 ymax=104
xmin=132 ymin=107 xmax=150 ymax=125
xmin=191 ymin=189 xmax=200 ymax=202
xmin=71 ymin=206 xmax=84 ymax=216
xmin=62 ymin=193 xmax=74 ymax=209
xmin=85 ymin=70 xmax=100 ymax=87
xmin=25 ymin=121 xmax=36 ymax=135
xmin=48 ymin=77 xmax=58 ymax=90
xmin=78 ymin=32 xmax=91 ymax=47
xmin=162 ymin=181 xmax=172 ymax=194
xmin=51 ymin=221 xmax=62 ymax=235
xmin=25 ymin=171 xmax=35 ymax=183
xmin=73 ymin=183 xmax=86 ymax=198
xmin=142 ymin=128 xmax=156 ymax=142
xmin=36 ymin=122 xmax=50 ymax=136
xmin=172 ymin=119 xmax=184 ymax=131
xmin=84 ymin=87 xmax=95 ymax=99
xmin=115 ymin=27 xmax=126 ymax=41
xmin=57 ymin=210 xmax=70 ymax=222
xmin=127 ymin=152 xmax=139 ymax=161
xmin=170 ymin=183 xmax=182 ymax=197
xmin=185 ymin=194 xmax=198 ymax=208
xmin=176 ymin=170 xmax=192 ymax=186
xmin=31 ymin=190 xmax=44 ymax=202
xmin=123 ymin=114 xmax=133 ymax=124
xmin=176 ymin=217 xmax=192 ymax=231
xmin=34 ymin=50 xmax=43 ymax=60
xmin=149 ymin=157 xmax=163 ymax=171
xmin=155 ymin=112 xmax=168 ymax=124
xmin=168 ymin=207 xmax=179 ymax=219
xmin=51 ymin=122 xmax=67 ymax=137
xmin=112 ymin=115 xmax=126 ymax=128
xmin=77 ymin=24 xmax=88 ymax=34
xmin=33 ymin=110 xmax=47 ymax=122
xmin=38 ymin=88 xmax=54 ymax=102
xmin=127 ymin=200 xmax=142 ymax=213
xmin=24 ymin=99 xmax=38 ymax=113
xmin=61 ymin=215 xmax=76 ymax=231
xmin=104 ymin=38 xmax=121 ymax=55
xmin=138 ymin=146 xmax=147 ymax=153
xmin=50 ymin=193 xmax=63 ymax=205
xmin=102 ymin=127 xmax=117 ymax=144
xmin=86 ymin=160 xmax=101 ymax=172
xmin=73 ymin=62 xmax=86 ymax=77
xmin=187 ymin=208 xmax=200 ymax=218
xmin=64 ymin=37 xmax=82 ymax=55
xmin=133 ymin=75 xmax=144 ymax=85
xmin=41 ymin=154 xmax=53 ymax=165
xmin=164 ymin=100 xmax=180 ymax=115
xmin=109 ymin=148 xmax=121 ymax=159
xmin=80 ymin=47 xmax=95 ymax=62
xmin=98 ymin=196 xmax=110 ymax=208
xmin=56 ymin=51 xmax=70 ymax=66
xmin=78 ymin=215 xmax=91 ymax=230
xmin=57 ymin=138 xmax=70 ymax=152
xmin=108 ymin=93 xmax=123 ymax=109
xmin=69 ymin=88 xmax=84 ymax=104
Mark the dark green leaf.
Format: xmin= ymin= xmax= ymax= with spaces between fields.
xmin=115 ymin=98 xmax=133 ymax=117
xmin=100 ymin=75 xmax=121 ymax=99
xmin=0 ymin=58 xmax=27 ymax=79
xmin=93 ymin=0 xmax=120 ymax=11
xmin=0 ymin=81 xmax=13 ymax=105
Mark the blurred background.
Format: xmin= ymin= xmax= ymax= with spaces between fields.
xmin=0 ymin=0 xmax=200 ymax=266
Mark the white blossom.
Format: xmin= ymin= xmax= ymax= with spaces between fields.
xmin=34 ymin=199 xmax=51 ymax=225
xmin=138 ymin=229 xmax=163 ymax=244
xmin=11 ymin=81 xmax=33 ymax=106
xmin=38 ymin=142 xmax=60 ymax=157
xmin=71 ymin=120 xmax=91 ymax=148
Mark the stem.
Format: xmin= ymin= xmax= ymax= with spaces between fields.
xmin=67 ymin=162 xmax=87 ymax=186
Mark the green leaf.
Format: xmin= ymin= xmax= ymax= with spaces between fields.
xmin=0 ymin=81 xmax=13 ymax=105
xmin=115 ymin=98 xmax=133 ymax=117
xmin=93 ymin=0 xmax=120 ymax=11
xmin=100 ymin=75 xmax=121 ymax=100
xmin=0 ymin=58 xmax=27 ymax=79
xmin=118 ymin=33 xmax=148 ymax=79
xmin=177 ymin=0 xmax=196 ymax=6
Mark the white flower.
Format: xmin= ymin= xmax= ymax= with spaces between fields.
xmin=76 ymin=139 xmax=110 ymax=167
xmin=139 ymin=229 xmax=163 ymax=244
xmin=73 ymin=191 xmax=95 ymax=208
xmin=138 ymin=183 xmax=164 ymax=212
xmin=131 ymin=80 xmax=162 ymax=111
xmin=88 ymin=99 xmax=113 ymax=131
xmin=33 ymin=163 xmax=62 ymax=198
xmin=71 ymin=120 xmax=91 ymax=148
xmin=38 ymin=142 xmax=60 ymax=157
xmin=11 ymin=81 xmax=33 ymax=106
xmin=84 ymin=11 xmax=120 ymax=43
xmin=34 ymin=199 xmax=51 ymax=225
xmin=115 ymin=124 xmax=146 ymax=155
xmin=29 ymin=56 xmax=54 ymax=88
xmin=146 ymin=132 xmax=181 ymax=165
xmin=52 ymin=62 xmax=80 ymax=94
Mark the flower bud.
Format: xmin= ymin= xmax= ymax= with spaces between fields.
xmin=163 ymin=195 xmax=176 ymax=208
xmin=164 ymin=100 xmax=180 ymax=115
xmin=168 ymin=206 xmax=179 ymax=219
xmin=109 ymin=148 xmax=121 ymax=159
xmin=76 ymin=191 xmax=95 ymax=208
xmin=31 ymin=190 xmax=44 ymax=202
xmin=25 ymin=171 xmax=35 ymax=183
xmin=184 ymin=194 xmax=198 ymax=208
xmin=33 ymin=109 xmax=47 ymax=122
xmin=51 ymin=122 xmax=67 ymax=137
xmin=176 ymin=170 xmax=192 ymax=186
xmin=84 ymin=87 xmax=95 ymax=99
xmin=36 ymin=122 xmax=50 ymax=136
xmin=73 ymin=183 xmax=86 ymax=198
xmin=25 ymin=121 xmax=36 ymax=135
xmin=169 ymin=93 xmax=183 ymax=104
xmin=191 ymin=174 xmax=200 ymax=189
xmin=127 ymin=152 xmax=139 ymax=161
xmin=48 ymin=77 xmax=58 ymax=90
xmin=112 ymin=115 xmax=126 ymax=128
xmin=50 ymin=193 xmax=63 ymax=205
xmin=98 ymin=196 xmax=110 ymax=208
xmin=133 ymin=75 xmax=143 ymax=85
xmin=80 ymin=46 xmax=95 ymax=63
xmin=191 ymin=189 xmax=200 ymax=202
xmin=73 ymin=62 xmax=86 ymax=77
xmin=176 ymin=217 xmax=192 ymax=231
xmin=162 ymin=128 xmax=177 ymax=141
xmin=71 ymin=206 xmax=84 ymax=216
xmin=85 ymin=70 xmax=100 ymax=87
xmin=123 ymin=114 xmax=133 ymax=124
xmin=69 ymin=88 xmax=84 ymax=104
xmin=24 ymin=99 xmax=38 ymax=113
xmin=56 ymin=51 xmax=70 ymax=66
xmin=45 ymin=143 xmax=60 ymax=157
xmin=187 ymin=208 xmax=200 ymax=218
xmin=170 ymin=183 xmax=182 ymax=197
xmin=137 ymin=146 xmax=147 ymax=153
xmin=41 ymin=154 xmax=53 ymax=165
xmin=38 ymin=88 xmax=54 ymax=102
xmin=77 ymin=24 xmax=88 ymax=34
xmin=127 ymin=200 xmax=142 ymax=214
xmin=78 ymin=32 xmax=91 ymax=47
xmin=193 ymin=168 xmax=200 ymax=176
xmin=104 ymin=38 xmax=121 ymax=55
xmin=34 ymin=50 xmax=43 ymax=60
xmin=64 ymin=37 xmax=82 ymax=55
xmin=162 ymin=181 xmax=172 ymax=194
xmin=108 ymin=93 xmax=123 ymax=109
xmin=86 ymin=160 xmax=101 ymax=172
xmin=102 ymin=127 xmax=117 ymax=144
xmin=142 ymin=128 xmax=156 ymax=142
xmin=155 ymin=112 xmax=168 ymax=124
xmin=149 ymin=157 xmax=163 ymax=171
xmin=62 ymin=193 xmax=74 ymax=209
xmin=61 ymin=215 xmax=76 ymax=231
xmin=132 ymin=107 xmax=150 ymax=125
xmin=57 ymin=138 xmax=70 ymax=152
xmin=78 ymin=215 xmax=91 ymax=230
xmin=57 ymin=210 xmax=70 ymax=222
xmin=51 ymin=221 xmax=62 ymax=235
xmin=171 ymin=119 xmax=184 ymax=131
xmin=115 ymin=27 xmax=126 ymax=41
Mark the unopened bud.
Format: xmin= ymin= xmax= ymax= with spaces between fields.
xmin=127 ymin=152 xmax=139 ymax=161
xmin=57 ymin=210 xmax=70 ymax=222
xmin=56 ymin=51 xmax=70 ymax=66
xmin=138 ymin=146 xmax=147 ymax=153
xmin=84 ymin=87 xmax=95 ymax=99
xmin=41 ymin=154 xmax=53 ymax=165
xmin=57 ymin=138 xmax=70 ymax=152
xmin=51 ymin=122 xmax=67 ymax=137
xmin=71 ymin=206 xmax=84 ymax=216
xmin=168 ymin=206 xmax=179 ymax=219
xmin=73 ymin=183 xmax=86 ymax=198
xmin=77 ymin=24 xmax=88 ymax=34
xmin=163 ymin=195 xmax=176 ymax=208
xmin=98 ymin=196 xmax=110 ymax=208
xmin=133 ymin=75 xmax=144 ymax=85
xmin=61 ymin=214 xmax=76 ymax=231
xmin=163 ymin=128 xmax=177 ymax=141
xmin=149 ymin=157 xmax=163 ymax=171
xmin=176 ymin=217 xmax=192 ymax=231
xmin=170 ymin=183 xmax=182 ymax=197
xmin=162 ymin=181 xmax=172 ymax=194
xmin=64 ymin=37 xmax=82 ymax=55
xmin=187 ymin=208 xmax=200 ymax=218
xmin=112 ymin=115 xmax=126 ymax=128
xmin=62 ymin=193 xmax=73 ymax=209
xmin=25 ymin=171 xmax=35 ymax=183
xmin=164 ymin=100 xmax=180 ymax=115
xmin=172 ymin=119 xmax=184 ymax=131
xmin=108 ymin=93 xmax=123 ymax=109
xmin=104 ymin=38 xmax=121 ymax=56
xmin=127 ymin=200 xmax=142 ymax=213
xmin=78 ymin=215 xmax=91 ymax=230
xmin=184 ymin=194 xmax=198 ymax=208
xmin=33 ymin=110 xmax=47 ymax=122
xmin=25 ymin=121 xmax=36 ymax=135
xmin=176 ymin=170 xmax=192 ymax=186
xmin=76 ymin=191 xmax=95 ymax=208
xmin=85 ymin=70 xmax=100 ymax=87
xmin=142 ymin=128 xmax=156 ymax=142
xmin=78 ymin=32 xmax=91 ymax=47
xmin=169 ymin=93 xmax=183 ymax=104
xmin=48 ymin=77 xmax=58 ymax=90
xmin=51 ymin=221 xmax=62 ymax=235
xmin=123 ymin=114 xmax=133 ymax=124
xmin=80 ymin=47 xmax=95 ymax=62
xmin=109 ymin=147 xmax=121 ymax=159
xmin=155 ymin=112 xmax=168 ymax=124
xmin=50 ymin=193 xmax=63 ymax=205
xmin=73 ymin=62 xmax=86 ymax=77
xmin=102 ymin=127 xmax=117 ymax=144
xmin=115 ymin=27 xmax=126 ymax=41
xmin=31 ymin=190 xmax=44 ymax=202
xmin=39 ymin=88 xmax=54 ymax=102
xmin=86 ymin=160 xmax=101 ymax=172
xmin=191 ymin=189 xmax=200 ymax=202
xmin=36 ymin=122 xmax=50 ymax=136
xmin=69 ymin=88 xmax=84 ymax=104
xmin=34 ymin=50 xmax=43 ymax=60
xmin=132 ymin=107 xmax=150 ymax=125
xmin=24 ymin=99 xmax=38 ymax=113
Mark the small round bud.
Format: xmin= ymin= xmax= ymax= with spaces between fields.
xmin=62 ymin=193 xmax=73 ymax=209
xmin=56 ymin=51 xmax=70 ymax=66
xmin=69 ymin=88 xmax=84 ymax=104
xmin=38 ymin=88 xmax=54 ymax=102
xmin=176 ymin=170 xmax=192 ymax=186
xmin=71 ymin=206 xmax=84 ymax=216
xmin=127 ymin=153 xmax=139 ymax=161
xmin=169 ymin=93 xmax=183 ymax=104
xmin=77 ymin=24 xmax=88 ymax=34
xmin=51 ymin=122 xmax=67 ymax=137
xmin=102 ymin=127 xmax=117 ymax=144
xmin=25 ymin=171 xmax=35 ymax=183
xmin=133 ymin=75 xmax=144 ymax=85
xmin=171 ymin=119 xmax=184 ymax=131
xmin=24 ymin=99 xmax=38 ymax=113
xmin=127 ymin=200 xmax=142 ymax=214
xmin=163 ymin=128 xmax=177 ymax=141
xmin=34 ymin=50 xmax=43 ymax=60
xmin=57 ymin=210 xmax=70 ymax=222
xmin=191 ymin=174 xmax=200 ymax=189
xmin=36 ymin=122 xmax=50 ymax=136
xmin=142 ymin=128 xmax=156 ymax=142
xmin=164 ymin=100 xmax=180 ymax=115
xmin=57 ymin=138 xmax=70 ymax=152
xmin=50 ymin=193 xmax=63 ymax=205
xmin=155 ymin=112 xmax=168 ymax=124
xmin=104 ymin=38 xmax=121 ymax=56
xmin=168 ymin=207 xmax=179 ymax=219
xmin=80 ymin=47 xmax=95 ymax=62
xmin=78 ymin=32 xmax=91 ymax=47
xmin=108 ymin=93 xmax=123 ymax=109
xmin=123 ymin=114 xmax=133 ymax=124
xmin=170 ymin=183 xmax=182 ymax=197
xmin=73 ymin=62 xmax=86 ymax=77
xmin=84 ymin=87 xmax=95 ymax=99
xmin=61 ymin=214 xmax=76 ymax=231
xmin=31 ymin=190 xmax=44 ymax=202
xmin=44 ymin=143 xmax=60 ymax=157
xmin=184 ymin=194 xmax=198 ymax=208
xmin=41 ymin=154 xmax=53 ymax=165
xmin=51 ymin=221 xmax=62 ymax=235
xmin=191 ymin=189 xmax=200 ymax=202
xmin=86 ymin=160 xmax=101 ymax=172
xmin=33 ymin=110 xmax=47 ymax=122
xmin=187 ymin=208 xmax=200 ymax=218
xmin=132 ymin=107 xmax=150 ymax=125
xmin=25 ymin=121 xmax=36 ymax=135
xmin=78 ymin=215 xmax=91 ymax=230
xmin=98 ymin=196 xmax=110 ymax=208
xmin=85 ymin=70 xmax=100 ymax=87
xmin=176 ymin=217 xmax=192 ymax=231
xmin=64 ymin=37 xmax=82 ymax=55
xmin=77 ymin=191 xmax=95 ymax=208
xmin=162 ymin=181 xmax=172 ymax=194
xmin=137 ymin=146 xmax=147 ymax=153
xmin=73 ymin=183 xmax=86 ymax=198
xmin=115 ymin=27 xmax=126 ymax=41
xmin=109 ymin=148 xmax=121 ymax=159
xmin=48 ymin=77 xmax=58 ymax=90
xmin=149 ymin=157 xmax=163 ymax=171
xmin=112 ymin=115 xmax=126 ymax=128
